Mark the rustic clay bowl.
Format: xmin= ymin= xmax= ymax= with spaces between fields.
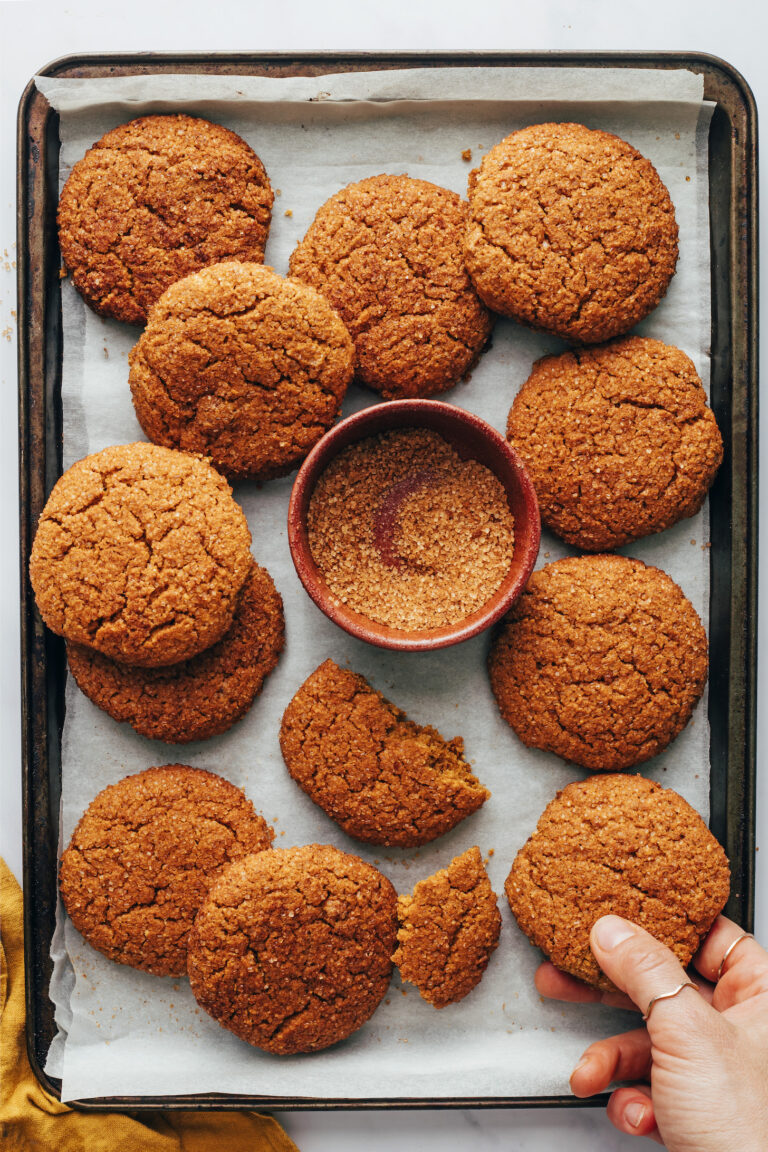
xmin=287 ymin=399 xmax=541 ymax=651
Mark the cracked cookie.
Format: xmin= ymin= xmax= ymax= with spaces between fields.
xmin=67 ymin=559 xmax=284 ymax=743
xmin=58 ymin=114 xmax=273 ymax=325
xmin=488 ymin=554 xmax=708 ymax=771
xmin=289 ymin=174 xmax=493 ymax=399
xmin=505 ymin=774 xmax=730 ymax=990
xmin=29 ymin=442 xmax=252 ymax=667
xmin=59 ymin=764 xmax=274 ymax=976
xmin=187 ymin=844 xmax=397 ymax=1054
xmin=279 ymin=659 xmax=489 ymax=847
xmin=393 ymin=847 xmax=501 ymax=1008
xmin=465 ymin=123 xmax=678 ymax=343
xmin=129 ymin=262 xmax=355 ymax=482
xmin=507 ymin=337 xmax=723 ymax=551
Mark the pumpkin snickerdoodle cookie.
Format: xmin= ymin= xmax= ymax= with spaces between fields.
xmin=59 ymin=765 xmax=274 ymax=976
xmin=279 ymin=659 xmax=489 ymax=847
xmin=67 ymin=560 xmax=284 ymax=744
xmin=58 ymin=114 xmax=273 ymax=325
xmin=289 ymin=174 xmax=493 ymax=399
xmin=29 ymin=442 xmax=253 ymax=667
xmin=507 ymin=337 xmax=723 ymax=551
xmin=187 ymin=844 xmax=397 ymax=1054
xmin=488 ymin=555 xmax=708 ymax=771
xmin=505 ymin=774 xmax=730 ymax=990
xmin=465 ymin=123 xmax=678 ymax=343
xmin=393 ymin=847 xmax=501 ymax=1008
xmin=129 ymin=262 xmax=354 ymax=482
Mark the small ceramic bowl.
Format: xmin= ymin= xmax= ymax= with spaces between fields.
xmin=287 ymin=399 xmax=541 ymax=651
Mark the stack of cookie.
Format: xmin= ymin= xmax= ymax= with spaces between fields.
xmin=29 ymin=441 xmax=284 ymax=743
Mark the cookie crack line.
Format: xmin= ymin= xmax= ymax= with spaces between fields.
xmin=59 ymin=116 xmax=272 ymax=323
xmin=531 ymin=845 xmax=699 ymax=929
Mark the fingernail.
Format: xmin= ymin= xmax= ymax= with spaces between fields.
xmin=593 ymin=915 xmax=635 ymax=951
xmin=569 ymin=1055 xmax=592 ymax=1093
xmin=625 ymin=1100 xmax=647 ymax=1129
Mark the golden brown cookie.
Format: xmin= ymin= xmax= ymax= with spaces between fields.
xmin=289 ymin=174 xmax=493 ymax=399
xmin=59 ymin=765 xmax=274 ymax=976
xmin=58 ymin=114 xmax=273 ymax=325
xmin=187 ymin=844 xmax=397 ymax=1054
xmin=488 ymin=555 xmax=708 ymax=771
xmin=393 ymin=847 xmax=501 ymax=1008
xmin=279 ymin=659 xmax=489 ymax=846
xmin=128 ymin=263 xmax=354 ymax=482
xmin=29 ymin=442 xmax=252 ymax=667
xmin=67 ymin=560 xmax=284 ymax=743
xmin=465 ymin=123 xmax=678 ymax=343
xmin=507 ymin=338 xmax=723 ymax=551
xmin=505 ymin=775 xmax=730 ymax=990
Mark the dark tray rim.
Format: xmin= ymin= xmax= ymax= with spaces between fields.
xmin=17 ymin=48 xmax=759 ymax=1112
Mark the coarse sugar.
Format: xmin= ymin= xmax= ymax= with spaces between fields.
xmin=307 ymin=428 xmax=515 ymax=630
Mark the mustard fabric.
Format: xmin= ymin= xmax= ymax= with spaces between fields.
xmin=0 ymin=857 xmax=299 ymax=1152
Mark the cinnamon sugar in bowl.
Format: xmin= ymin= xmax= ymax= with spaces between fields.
xmin=288 ymin=400 xmax=540 ymax=651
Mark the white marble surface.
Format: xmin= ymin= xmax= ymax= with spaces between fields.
xmin=1 ymin=2 xmax=766 ymax=1149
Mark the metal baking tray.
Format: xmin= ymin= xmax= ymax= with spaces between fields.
xmin=18 ymin=51 xmax=758 ymax=1110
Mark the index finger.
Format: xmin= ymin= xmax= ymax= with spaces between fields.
xmin=534 ymin=961 xmax=638 ymax=1012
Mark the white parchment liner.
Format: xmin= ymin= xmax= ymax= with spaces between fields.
xmin=36 ymin=65 xmax=715 ymax=1101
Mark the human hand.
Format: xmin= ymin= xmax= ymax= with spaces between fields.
xmin=535 ymin=914 xmax=768 ymax=1151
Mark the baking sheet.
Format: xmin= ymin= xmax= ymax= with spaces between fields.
xmin=35 ymin=65 xmax=715 ymax=1102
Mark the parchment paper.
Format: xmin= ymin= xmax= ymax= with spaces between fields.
xmin=36 ymin=65 xmax=715 ymax=1102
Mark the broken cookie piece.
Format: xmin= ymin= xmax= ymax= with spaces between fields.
xmin=279 ymin=659 xmax=489 ymax=847
xmin=393 ymin=847 xmax=501 ymax=1007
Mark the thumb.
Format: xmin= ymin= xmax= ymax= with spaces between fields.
xmin=590 ymin=915 xmax=712 ymax=1037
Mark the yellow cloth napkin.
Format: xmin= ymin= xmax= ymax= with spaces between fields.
xmin=0 ymin=857 xmax=299 ymax=1152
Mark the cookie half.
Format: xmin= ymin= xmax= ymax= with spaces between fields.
xmin=129 ymin=263 xmax=354 ymax=482
xmin=393 ymin=847 xmax=501 ymax=1008
xmin=290 ymin=174 xmax=492 ymax=399
xmin=187 ymin=845 xmax=397 ymax=1053
xmin=505 ymin=774 xmax=730 ymax=990
xmin=29 ymin=442 xmax=252 ymax=667
xmin=67 ymin=560 xmax=284 ymax=743
xmin=59 ymin=765 xmax=274 ymax=976
xmin=58 ymin=114 xmax=273 ymax=325
xmin=465 ymin=123 xmax=678 ymax=343
xmin=279 ymin=659 xmax=489 ymax=846
xmin=507 ymin=338 xmax=723 ymax=550
xmin=488 ymin=555 xmax=708 ymax=770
